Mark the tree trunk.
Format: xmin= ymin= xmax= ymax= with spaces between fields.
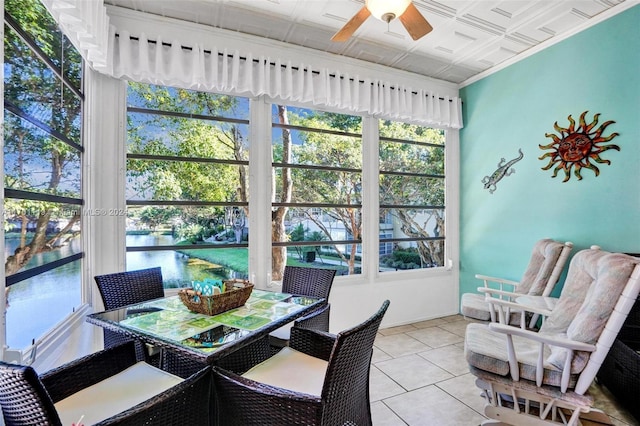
xmin=5 ymin=210 xmax=52 ymax=275
xmin=5 ymin=146 xmax=67 ymax=276
xmin=46 ymin=211 xmax=80 ymax=248
xmin=271 ymin=105 xmax=292 ymax=281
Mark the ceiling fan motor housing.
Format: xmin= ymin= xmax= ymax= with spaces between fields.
xmin=366 ymin=0 xmax=411 ymax=22
xmin=332 ymin=0 xmax=432 ymax=42
xmin=381 ymin=12 xmax=396 ymax=23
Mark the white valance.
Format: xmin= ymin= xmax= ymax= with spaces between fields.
xmin=41 ymin=0 xmax=110 ymax=68
xmin=95 ymin=27 xmax=463 ymax=129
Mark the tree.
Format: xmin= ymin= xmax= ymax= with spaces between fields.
xmin=4 ymin=0 xmax=83 ymax=276
xmin=285 ymin=111 xmax=363 ymax=274
xmin=126 ymin=83 xmax=249 ymax=241
xmin=279 ymin=112 xmax=446 ymax=273
xmin=379 ymin=120 xmax=446 ymax=267
xmin=271 ymin=105 xmax=293 ymax=280
xmin=138 ymin=206 xmax=181 ymax=232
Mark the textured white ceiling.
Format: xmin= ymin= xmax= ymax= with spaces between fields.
xmin=103 ymin=0 xmax=630 ymax=84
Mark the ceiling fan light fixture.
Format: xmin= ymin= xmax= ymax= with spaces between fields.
xmin=366 ymin=0 xmax=411 ymax=23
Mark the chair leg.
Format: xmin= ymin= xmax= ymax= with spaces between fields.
xmin=145 ymin=344 xmax=162 ymax=368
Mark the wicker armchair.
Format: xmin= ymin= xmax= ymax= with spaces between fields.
xmin=0 ymin=341 xmax=212 ymax=426
xmin=212 ymin=300 xmax=389 ymax=426
xmin=269 ymin=266 xmax=337 ymax=348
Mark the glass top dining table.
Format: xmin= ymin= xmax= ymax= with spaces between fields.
xmin=86 ymin=289 xmax=325 ymax=364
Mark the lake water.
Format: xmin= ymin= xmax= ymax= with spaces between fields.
xmin=4 ymin=234 xmax=235 ymax=349
xmin=125 ymin=234 xmax=235 ymax=286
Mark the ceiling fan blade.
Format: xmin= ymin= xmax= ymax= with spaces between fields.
xmin=331 ymin=6 xmax=371 ymax=42
xmin=399 ymin=3 xmax=433 ymax=41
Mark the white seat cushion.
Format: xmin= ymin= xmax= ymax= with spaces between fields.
xmin=269 ymin=322 xmax=294 ymax=342
xmin=464 ymin=323 xmax=582 ymax=389
xmin=460 ymin=293 xmax=493 ymax=321
xmin=242 ymin=347 xmax=328 ymax=396
xmin=55 ymin=361 xmax=183 ymax=426
xmin=461 ymin=293 xmax=523 ymax=325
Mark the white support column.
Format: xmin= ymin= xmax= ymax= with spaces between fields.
xmin=445 ymin=129 xmax=461 ymax=306
xmin=361 ymin=116 xmax=380 ymax=280
xmin=248 ymin=97 xmax=273 ymax=290
xmin=84 ymin=69 xmax=127 ymax=311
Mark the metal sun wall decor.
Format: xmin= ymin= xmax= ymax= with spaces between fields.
xmin=482 ymin=148 xmax=524 ymax=194
xmin=539 ymin=111 xmax=620 ymax=182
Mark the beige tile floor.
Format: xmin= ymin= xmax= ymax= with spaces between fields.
xmin=370 ymin=315 xmax=639 ymax=426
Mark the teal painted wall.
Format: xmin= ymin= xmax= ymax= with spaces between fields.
xmin=458 ymin=5 xmax=640 ymax=300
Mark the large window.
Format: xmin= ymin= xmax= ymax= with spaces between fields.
xmin=378 ymin=120 xmax=446 ymax=271
xmin=3 ymin=0 xmax=84 ymax=349
xmin=125 ymin=83 xmax=250 ymax=287
xmin=124 ymin=86 xmax=450 ymax=287
xmin=271 ymin=106 xmax=362 ymax=279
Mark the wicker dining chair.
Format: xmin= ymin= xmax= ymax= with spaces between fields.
xmin=212 ymin=300 xmax=390 ymax=426
xmin=94 ymin=267 xmax=165 ymax=362
xmin=0 ymin=341 xmax=212 ymax=426
xmin=94 ymin=267 xmax=165 ymax=311
xmin=269 ymin=266 xmax=337 ymax=348
xmin=94 ymin=267 xmax=207 ymax=378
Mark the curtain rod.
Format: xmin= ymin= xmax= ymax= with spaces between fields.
xmin=115 ymin=33 xmax=455 ymax=102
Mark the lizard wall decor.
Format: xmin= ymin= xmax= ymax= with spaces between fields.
xmin=481 ymin=149 xmax=524 ymax=194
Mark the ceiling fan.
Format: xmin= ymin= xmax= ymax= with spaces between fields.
xmin=331 ymin=0 xmax=433 ymax=42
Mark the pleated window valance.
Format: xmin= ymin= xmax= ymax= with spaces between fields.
xmin=41 ymin=0 xmax=110 ymax=68
xmin=43 ymin=0 xmax=463 ymax=129
xmin=95 ymin=27 xmax=463 ymax=129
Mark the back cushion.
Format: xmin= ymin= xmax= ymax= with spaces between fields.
xmin=518 ymin=239 xmax=565 ymax=295
xmin=541 ymin=249 xmax=638 ymax=339
xmin=541 ymin=249 xmax=638 ymax=370
xmin=566 ymin=252 xmax=638 ymax=343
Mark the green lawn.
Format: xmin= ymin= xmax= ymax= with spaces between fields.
xmin=177 ymin=244 xmax=347 ymax=275
xmin=178 ymin=246 xmax=249 ymax=273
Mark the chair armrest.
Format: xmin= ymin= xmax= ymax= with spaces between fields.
xmin=211 ymin=367 xmax=321 ymax=425
xmin=475 ymin=274 xmax=520 ymax=291
xmin=477 ymin=287 xmax=521 ymax=300
xmin=481 ymin=294 xmax=552 ymax=328
xmin=289 ymin=327 xmax=336 ymax=362
xmin=40 ymin=341 xmax=138 ymax=402
xmin=488 ymin=323 xmax=596 ymax=352
xmin=96 ymin=366 xmax=212 ymax=426
xmin=214 ymin=335 xmax=272 ymax=375
xmin=488 ymin=322 xmax=596 ymax=392
xmin=294 ymin=303 xmax=330 ymax=331
xmin=481 ymin=294 xmax=553 ymax=318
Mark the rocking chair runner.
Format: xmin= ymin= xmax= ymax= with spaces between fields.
xmin=461 ymin=239 xmax=573 ymax=325
xmin=464 ymin=247 xmax=640 ymax=425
